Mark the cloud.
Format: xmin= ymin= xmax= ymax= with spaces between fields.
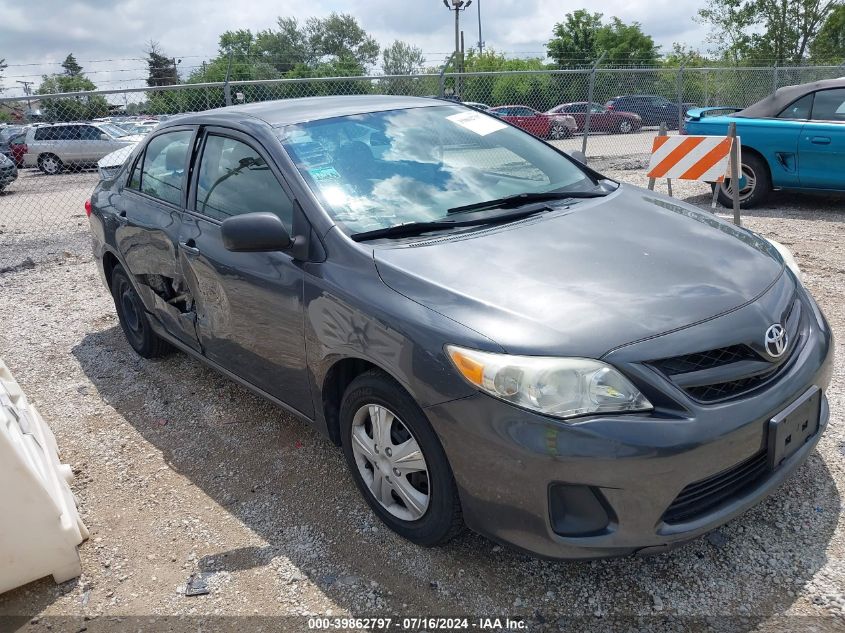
xmin=0 ymin=0 xmax=708 ymax=97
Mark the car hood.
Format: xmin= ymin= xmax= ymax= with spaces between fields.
xmin=374 ymin=186 xmax=784 ymax=358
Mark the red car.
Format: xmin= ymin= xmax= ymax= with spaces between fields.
xmin=486 ymin=105 xmax=577 ymax=140
xmin=8 ymin=133 xmax=28 ymax=168
xmin=546 ymin=102 xmax=642 ymax=134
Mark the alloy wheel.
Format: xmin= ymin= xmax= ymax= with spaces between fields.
xmin=619 ymin=120 xmax=633 ymax=133
xmin=549 ymin=124 xmax=567 ymax=140
xmin=40 ymin=156 xmax=60 ymax=174
xmin=720 ymin=163 xmax=757 ymax=202
xmin=350 ymin=404 xmax=430 ymax=521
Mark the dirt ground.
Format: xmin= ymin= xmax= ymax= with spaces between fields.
xmin=0 ymin=174 xmax=844 ymax=633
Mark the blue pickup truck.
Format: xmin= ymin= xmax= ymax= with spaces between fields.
xmin=684 ymin=78 xmax=845 ymax=208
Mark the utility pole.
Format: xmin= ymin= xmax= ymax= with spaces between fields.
xmin=443 ymin=0 xmax=472 ymax=99
xmin=16 ymin=80 xmax=34 ymax=115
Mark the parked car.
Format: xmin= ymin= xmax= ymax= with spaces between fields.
xmin=462 ymin=101 xmax=491 ymax=111
xmin=486 ymin=105 xmax=577 ymax=139
xmin=88 ymin=96 xmax=832 ymax=560
xmin=0 ymin=126 xmax=26 ymax=162
xmin=97 ymin=142 xmax=139 ymax=181
xmin=605 ymin=95 xmax=688 ymax=128
xmin=0 ymin=153 xmax=18 ymax=192
xmin=7 ymin=133 xmax=29 ymax=168
xmin=685 ymin=78 xmax=845 ymax=207
xmin=547 ymin=102 xmax=642 ymax=134
xmin=23 ymin=122 xmax=144 ymax=175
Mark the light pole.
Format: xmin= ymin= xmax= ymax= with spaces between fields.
xmin=442 ymin=0 xmax=472 ymax=98
xmin=477 ymin=0 xmax=484 ymax=55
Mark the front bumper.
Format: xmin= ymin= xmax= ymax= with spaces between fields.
xmin=425 ymin=290 xmax=834 ymax=559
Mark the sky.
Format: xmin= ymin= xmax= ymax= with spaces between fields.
xmin=0 ymin=0 xmax=710 ymax=98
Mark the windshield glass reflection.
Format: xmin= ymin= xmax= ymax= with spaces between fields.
xmin=278 ymin=105 xmax=594 ymax=235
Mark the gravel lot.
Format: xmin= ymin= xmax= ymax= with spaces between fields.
xmin=0 ymin=162 xmax=843 ymax=632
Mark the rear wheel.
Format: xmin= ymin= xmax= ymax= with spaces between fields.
xmin=340 ymin=369 xmax=463 ymax=546
xmin=110 ymin=265 xmax=171 ymax=358
xmin=715 ymin=153 xmax=771 ymax=209
xmin=38 ymin=154 xmax=63 ymax=175
xmin=548 ymin=123 xmax=570 ymax=140
xmin=616 ymin=119 xmax=634 ymax=134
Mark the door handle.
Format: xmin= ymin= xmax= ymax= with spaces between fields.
xmin=809 ymin=136 xmax=831 ymax=145
xmin=179 ymin=240 xmax=200 ymax=256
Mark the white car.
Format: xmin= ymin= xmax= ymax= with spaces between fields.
xmin=23 ymin=122 xmax=144 ymax=175
xmin=97 ymin=142 xmax=139 ymax=181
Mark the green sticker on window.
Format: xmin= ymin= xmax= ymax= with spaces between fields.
xmin=309 ymin=166 xmax=341 ymax=182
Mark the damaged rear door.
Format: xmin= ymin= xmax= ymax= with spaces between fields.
xmin=176 ymin=128 xmax=313 ymax=417
xmin=116 ymin=126 xmax=201 ymax=351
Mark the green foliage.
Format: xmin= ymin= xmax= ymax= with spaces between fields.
xmin=697 ymin=0 xmax=843 ymax=64
xmin=811 ymin=4 xmax=845 ymax=62
xmin=547 ymin=10 xmax=660 ymax=67
xmin=382 ymin=41 xmax=426 ymax=75
xmin=61 ymin=54 xmax=83 ymax=77
xmin=36 ymin=70 xmax=108 ymax=121
xmin=145 ymin=41 xmax=179 ymax=87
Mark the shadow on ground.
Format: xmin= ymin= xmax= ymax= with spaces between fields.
xmin=6 ymin=320 xmax=837 ymax=629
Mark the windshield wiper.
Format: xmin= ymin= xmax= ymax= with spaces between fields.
xmin=350 ymin=203 xmax=553 ymax=242
xmin=447 ymin=189 xmax=609 ymax=215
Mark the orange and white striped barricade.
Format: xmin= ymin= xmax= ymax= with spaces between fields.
xmin=646 ymin=124 xmax=743 ymax=225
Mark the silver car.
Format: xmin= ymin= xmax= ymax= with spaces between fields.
xmin=23 ymin=122 xmax=143 ymax=175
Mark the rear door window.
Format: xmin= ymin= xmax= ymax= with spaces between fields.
xmin=138 ymin=130 xmax=193 ymax=205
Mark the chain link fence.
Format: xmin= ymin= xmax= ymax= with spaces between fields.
xmin=1 ymin=64 xmax=843 ymax=270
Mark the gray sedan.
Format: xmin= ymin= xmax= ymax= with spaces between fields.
xmin=87 ymin=96 xmax=833 ymax=559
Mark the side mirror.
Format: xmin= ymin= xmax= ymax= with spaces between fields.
xmin=567 ymin=149 xmax=588 ymax=165
xmin=99 ymin=133 xmax=110 ymax=141
xmin=221 ymin=212 xmax=293 ymax=252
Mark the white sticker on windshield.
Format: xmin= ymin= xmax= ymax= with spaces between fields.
xmin=446 ymin=111 xmax=507 ymax=136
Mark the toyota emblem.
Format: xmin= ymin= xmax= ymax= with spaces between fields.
xmin=764 ymin=324 xmax=788 ymax=358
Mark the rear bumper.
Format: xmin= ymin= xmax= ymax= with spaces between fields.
xmin=425 ymin=295 xmax=834 ymax=559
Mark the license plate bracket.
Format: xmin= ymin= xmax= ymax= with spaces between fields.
xmin=767 ymin=387 xmax=821 ymax=470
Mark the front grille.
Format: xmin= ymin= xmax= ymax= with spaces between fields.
xmin=649 ymin=296 xmax=804 ymax=403
xmin=683 ymin=369 xmax=778 ymax=402
xmin=655 ymin=345 xmax=758 ymax=375
xmin=662 ymin=450 xmax=769 ymax=524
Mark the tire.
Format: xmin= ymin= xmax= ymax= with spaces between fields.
xmin=340 ymin=369 xmax=463 ymax=546
xmin=616 ymin=119 xmax=634 ymax=134
xmin=715 ymin=153 xmax=771 ymax=209
xmin=38 ymin=153 xmax=63 ymax=175
xmin=548 ymin=123 xmax=569 ymax=140
xmin=110 ymin=265 xmax=172 ymax=358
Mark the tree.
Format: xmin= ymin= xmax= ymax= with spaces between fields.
xmin=145 ymin=41 xmax=179 ymax=87
xmin=697 ymin=0 xmax=843 ymax=64
xmin=61 ymin=54 xmax=83 ymax=77
xmin=254 ymin=18 xmax=310 ymax=71
xmin=811 ymin=4 xmax=845 ymax=61
xmin=0 ymin=58 xmax=6 ymax=93
xmin=305 ymin=13 xmax=379 ymax=70
xmin=382 ymin=40 xmax=425 ymax=75
xmin=546 ymin=11 xmax=659 ymax=67
xmin=36 ymin=72 xmax=108 ymax=121
xmin=547 ymin=10 xmax=604 ymax=66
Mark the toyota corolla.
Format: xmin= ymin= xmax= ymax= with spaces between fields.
xmin=87 ymin=96 xmax=833 ymax=559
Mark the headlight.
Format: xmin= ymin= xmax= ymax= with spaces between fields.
xmin=766 ymin=239 xmax=802 ymax=282
xmin=446 ymin=345 xmax=652 ymax=420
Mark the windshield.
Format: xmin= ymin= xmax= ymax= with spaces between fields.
xmin=278 ymin=105 xmax=595 ymax=235
xmin=97 ymin=123 xmax=130 ymax=138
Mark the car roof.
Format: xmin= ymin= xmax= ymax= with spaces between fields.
xmin=160 ymin=95 xmax=444 ymax=130
xmin=737 ymin=77 xmax=845 ymax=118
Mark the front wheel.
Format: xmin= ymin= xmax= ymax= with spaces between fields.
xmin=715 ymin=153 xmax=771 ymax=209
xmin=340 ymin=370 xmax=463 ymax=546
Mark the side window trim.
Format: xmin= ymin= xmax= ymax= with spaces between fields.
xmin=186 ymin=126 xmax=296 ymax=225
xmin=777 ymin=93 xmax=814 ymax=120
